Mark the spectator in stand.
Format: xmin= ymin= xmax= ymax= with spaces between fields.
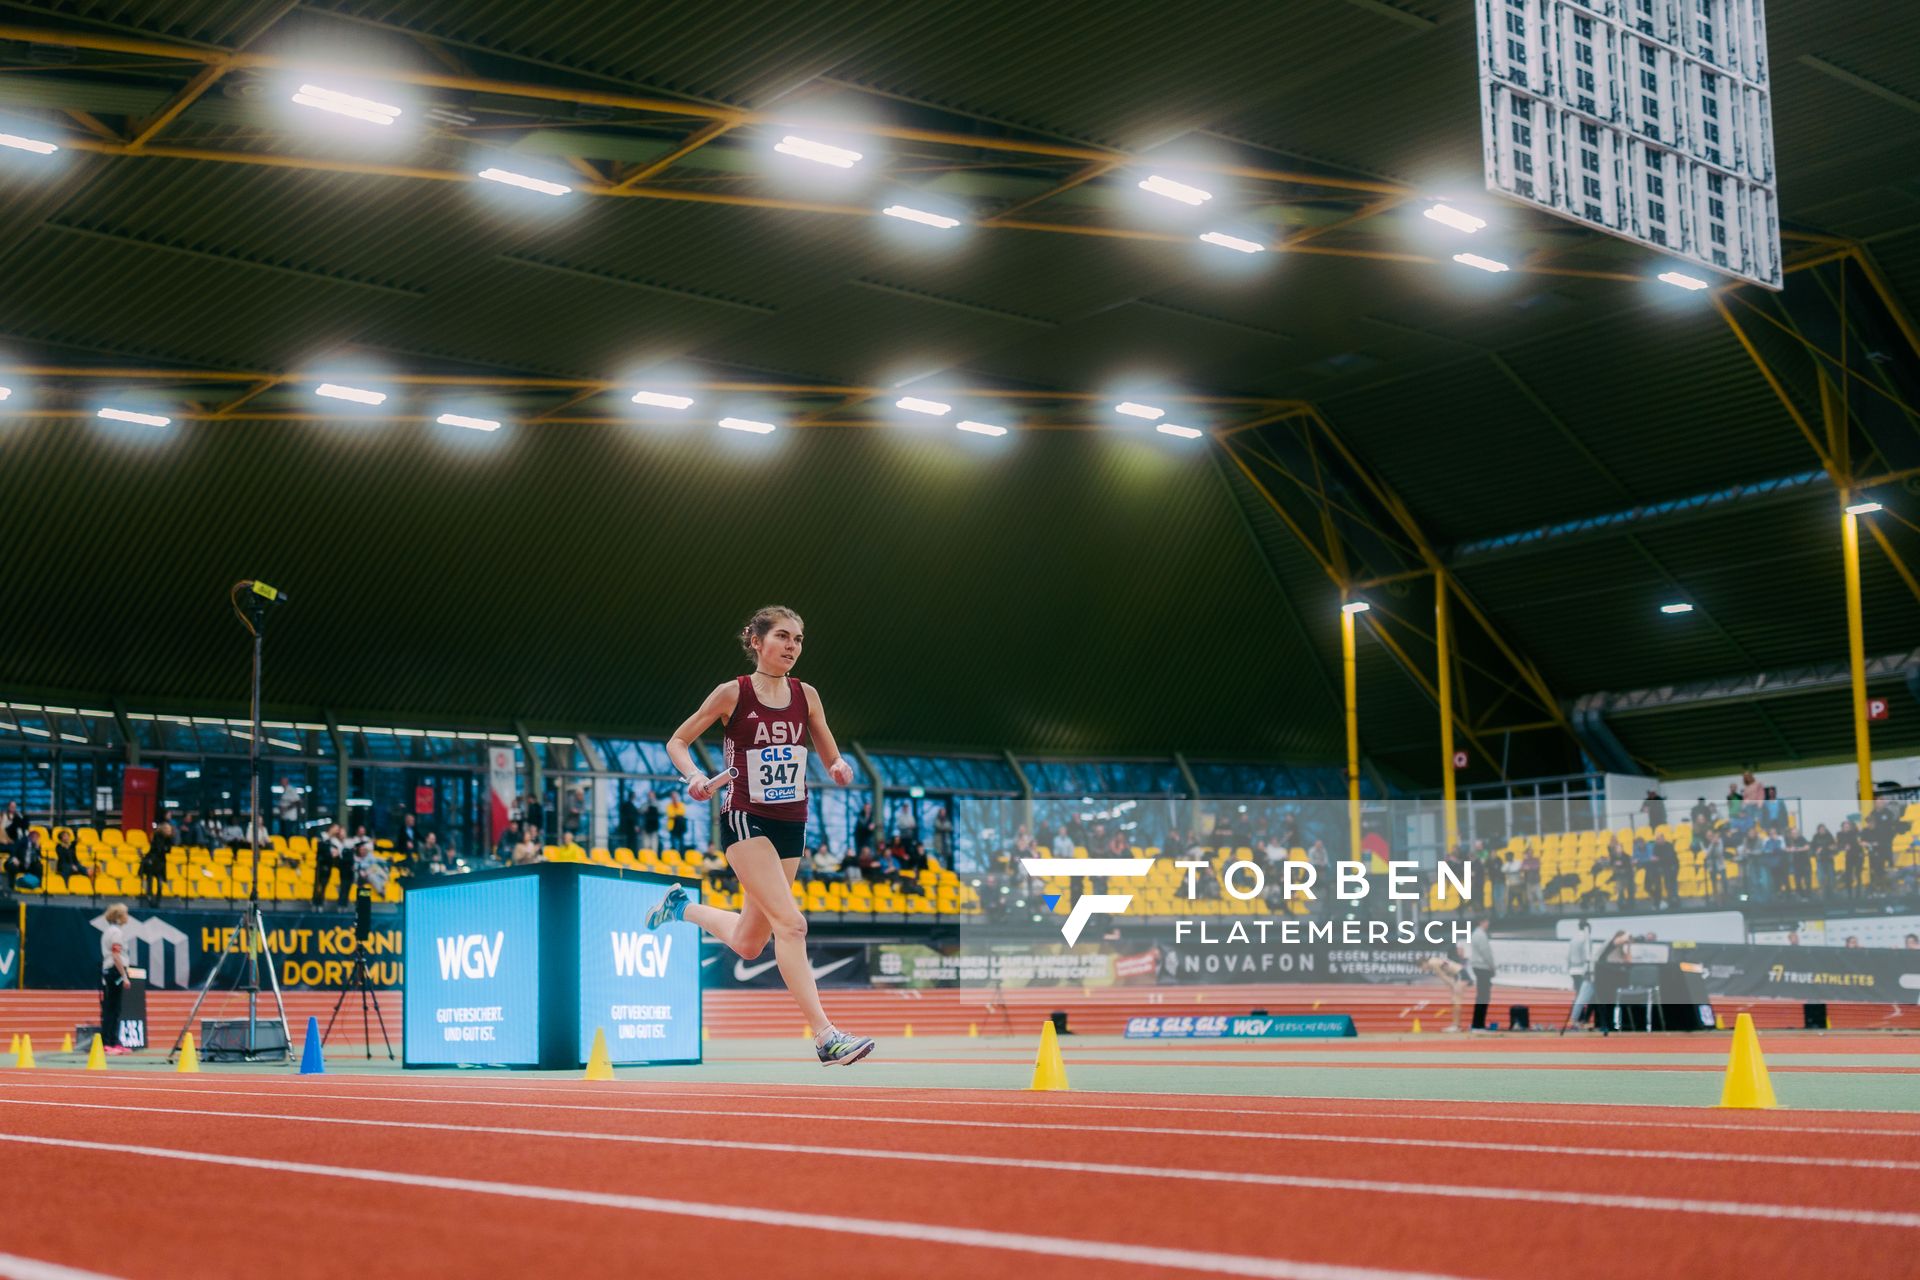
xmin=54 ymin=828 xmax=83 ymax=878
xmin=275 ymin=778 xmax=302 ymax=838
xmin=1867 ymin=806 xmax=1900 ymax=893
xmin=852 ymin=803 xmax=874 ymax=862
xmin=1633 ymin=835 xmax=1660 ymax=907
xmin=1689 ymin=796 xmax=1715 ymax=842
xmin=311 ymin=822 xmax=348 ymax=906
xmin=421 ymin=831 xmax=451 ymax=875
xmin=1608 ymin=836 xmax=1634 ymax=905
xmin=5 ymin=827 xmax=42 ymax=890
xmin=1497 ymin=850 xmax=1521 ymax=916
xmin=1740 ymin=769 xmax=1766 ymax=816
xmin=1702 ymin=829 xmax=1728 ymax=901
xmin=1905 ymin=934 xmax=1919 ymax=950
xmin=808 ymin=843 xmax=842 ymax=883
xmin=393 ymin=813 xmax=419 ymax=863
xmin=1757 ymin=827 xmax=1788 ymax=902
xmin=1725 ymin=782 xmax=1743 ymax=825
xmin=1521 ymin=846 xmax=1543 ymax=914
xmin=1808 ymin=823 xmax=1836 ymax=897
xmin=894 ymin=801 xmax=918 ymax=848
xmin=1465 ymin=919 xmax=1496 ymax=1032
xmin=663 ymin=794 xmax=685 ymax=852
xmin=932 ymin=804 xmax=953 ymax=866
xmin=641 ymin=793 xmax=661 ymax=852
xmin=1837 ymin=819 xmax=1864 ymax=898
xmin=140 ymin=820 xmax=173 ymax=906
xmin=1640 ymin=789 xmax=1667 ymax=829
xmin=510 ymin=828 xmax=542 ymax=866
xmin=1784 ymin=826 xmax=1813 ymax=896
xmin=1013 ymin=825 xmax=1034 ymax=859
xmin=4 ymin=801 xmax=28 ymax=856
xmin=1654 ymin=829 xmax=1680 ymax=904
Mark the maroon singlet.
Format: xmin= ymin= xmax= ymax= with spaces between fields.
xmin=723 ymin=675 xmax=811 ymax=823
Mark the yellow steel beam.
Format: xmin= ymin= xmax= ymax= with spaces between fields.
xmin=62 ymin=109 xmax=121 ymax=142
xmin=1862 ymin=518 xmax=1920 ymax=609
xmin=1359 ymin=610 xmax=1504 ymax=774
xmin=207 ymin=378 xmax=281 ymax=418
xmin=1216 ymin=436 xmax=1346 ymax=587
xmin=1840 ymin=502 xmax=1875 ymax=817
xmin=1342 ymin=601 xmax=1363 ymax=860
xmin=1281 ymin=195 xmax=1408 ymax=248
xmin=126 ymin=56 xmax=236 ymax=149
xmin=1849 ymin=246 xmax=1920 ymax=362
xmin=1725 ymin=290 xmax=1920 ymax=420
xmin=610 ymin=120 xmax=737 ymax=191
xmin=1437 ymin=574 xmax=1459 ymax=849
xmin=1711 ymin=293 xmax=1835 ymax=474
xmin=982 ymin=161 xmax=1120 ymax=225
xmin=1306 ymin=407 xmax=1577 ymax=739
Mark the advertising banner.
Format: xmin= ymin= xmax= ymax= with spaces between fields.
xmin=1680 ymin=942 xmax=1920 ymax=1004
xmin=0 ymin=924 xmax=17 ymax=990
xmin=871 ymin=942 xmax=1115 ymax=988
xmin=402 ymin=875 xmax=541 ymax=1065
xmin=578 ymin=876 xmax=700 ymax=1063
xmin=21 ymin=903 xmax=402 ymax=991
xmin=701 ymin=943 xmax=868 ymax=989
xmin=1124 ymin=1014 xmax=1357 ymax=1039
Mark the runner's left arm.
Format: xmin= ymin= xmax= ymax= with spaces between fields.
xmin=803 ymin=684 xmax=856 ymax=786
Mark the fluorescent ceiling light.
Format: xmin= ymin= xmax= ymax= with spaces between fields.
xmin=292 ymin=84 xmax=400 ymax=125
xmin=1846 ymin=502 xmax=1883 ymax=515
xmin=955 ymin=420 xmax=1007 ymax=437
xmin=0 ymin=132 xmax=59 ymax=155
xmin=1138 ymin=174 xmax=1212 ymax=205
xmin=437 ymin=413 xmax=501 ymax=431
xmin=1423 ymin=203 xmax=1486 ymax=233
xmin=97 ymin=407 xmax=170 ymax=427
xmin=1659 ymin=602 xmax=1694 ymax=614
xmin=314 ymin=382 xmax=387 ymax=405
xmin=1453 ymin=252 xmax=1510 ymax=273
xmin=0 ymin=386 xmax=11 ymax=400
xmin=1156 ymin=423 xmax=1203 ymax=439
xmin=719 ymin=417 xmax=777 ymax=434
xmin=882 ymin=204 xmax=960 ymax=229
xmin=1342 ymin=601 xmax=1371 ymax=615
xmin=631 ymin=390 xmax=695 ymax=410
xmin=1199 ymin=231 xmax=1265 ymax=254
xmin=1657 ymin=270 xmax=1710 ymax=291
xmin=895 ymin=396 xmax=951 ymax=416
xmin=478 ymin=167 xmax=572 ymax=197
xmin=1114 ymin=401 xmax=1166 ymax=421
xmin=773 ymin=135 xmax=862 ymax=168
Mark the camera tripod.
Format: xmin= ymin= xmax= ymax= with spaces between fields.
xmin=322 ymin=943 xmax=395 ymax=1061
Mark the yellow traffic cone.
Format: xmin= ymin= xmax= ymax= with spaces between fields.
xmin=584 ymin=1027 xmax=614 ymax=1081
xmin=1030 ymin=1020 xmax=1068 ymax=1092
xmin=1412 ymin=1018 xmax=1423 ymax=1034
xmin=16 ymin=1035 xmax=35 ymax=1069
xmin=803 ymin=1025 xmax=813 ymax=1040
xmin=701 ymin=1025 xmax=710 ymax=1042
xmin=1714 ymin=1013 xmax=1726 ymax=1031
xmin=177 ymin=1032 xmax=200 ymax=1074
xmin=1312 ymin=1000 xmax=1322 ymax=1011
xmin=968 ymin=1022 xmax=978 ymax=1038
xmin=1717 ymin=1013 xmax=1778 ymax=1109
xmin=903 ymin=1024 xmax=914 ymax=1039
xmin=61 ymin=1031 xmax=73 ymax=1053
xmin=85 ymin=1033 xmax=106 ymax=1071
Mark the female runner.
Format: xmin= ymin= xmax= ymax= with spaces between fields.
xmin=646 ymin=606 xmax=876 ymax=1066
xmin=1417 ymin=954 xmax=1470 ymax=1033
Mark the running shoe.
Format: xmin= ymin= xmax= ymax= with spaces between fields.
xmin=645 ymin=884 xmax=689 ymax=930
xmin=816 ymin=1029 xmax=876 ymax=1066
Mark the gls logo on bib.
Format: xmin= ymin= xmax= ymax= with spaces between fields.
xmin=610 ymin=931 xmax=672 ymax=978
xmin=436 ymin=932 xmax=504 ymax=980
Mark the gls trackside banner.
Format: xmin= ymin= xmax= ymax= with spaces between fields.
xmin=1125 ymin=1014 xmax=1357 ymax=1039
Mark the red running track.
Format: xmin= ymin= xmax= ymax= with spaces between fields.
xmin=4 ymin=982 xmax=1917 ymax=1049
xmin=0 ymin=1073 xmax=1917 ymax=1279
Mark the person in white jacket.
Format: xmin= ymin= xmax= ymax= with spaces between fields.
xmin=1562 ymin=918 xmax=1594 ymax=1034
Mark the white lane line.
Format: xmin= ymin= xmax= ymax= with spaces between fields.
xmin=4 ymin=1081 xmax=1916 ymax=1170
xmin=0 ymin=1131 xmax=1473 ymax=1280
xmin=2 ymin=1098 xmax=1917 ymax=1230
xmin=0 ymin=1253 xmax=128 ymax=1280
xmin=17 ymin=1070 xmax=1920 ymax=1136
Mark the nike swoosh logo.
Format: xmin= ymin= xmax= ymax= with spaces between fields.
xmin=732 ymin=955 xmax=860 ymax=982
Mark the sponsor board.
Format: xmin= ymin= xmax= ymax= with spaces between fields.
xmin=21 ymin=903 xmax=402 ymax=990
xmin=1124 ymin=1014 xmax=1357 ymax=1039
xmin=700 ymin=943 xmax=868 ymax=989
xmin=0 ymin=925 xmax=17 ymax=990
xmin=873 ymin=943 xmax=1115 ymax=988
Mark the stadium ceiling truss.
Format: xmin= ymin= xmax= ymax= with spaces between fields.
xmin=4 ymin=15 xmax=1920 ymax=785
